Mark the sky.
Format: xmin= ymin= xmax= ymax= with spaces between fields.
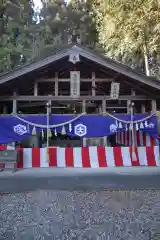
xmin=33 ymin=0 xmax=42 ymax=10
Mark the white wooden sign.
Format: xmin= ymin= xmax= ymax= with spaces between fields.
xmin=70 ymin=71 xmax=80 ymax=97
xmin=110 ymin=82 xmax=120 ymax=100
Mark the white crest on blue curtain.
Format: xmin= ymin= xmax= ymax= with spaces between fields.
xmin=140 ymin=122 xmax=144 ymax=129
xmin=144 ymin=121 xmax=148 ymax=128
xmin=125 ymin=124 xmax=128 ymax=131
xmin=115 ymin=120 xmax=118 ymax=127
xmin=118 ymin=122 xmax=123 ymax=128
xmin=110 ymin=124 xmax=117 ymax=133
xmin=148 ymin=122 xmax=154 ymax=128
xmin=69 ymin=123 xmax=72 ymax=132
xmin=13 ymin=124 xmax=27 ymax=135
xmin=136 ymin=123 xmax=139 ymax=131
xmin=74 ymin=123 xmax=87 ymax=137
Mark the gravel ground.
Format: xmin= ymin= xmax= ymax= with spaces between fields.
xmin=1 ymin=189 xmax=160 ymax=240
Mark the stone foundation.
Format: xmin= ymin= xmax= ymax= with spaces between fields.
xmin=0 ymin=190 xmax=160 ymax=239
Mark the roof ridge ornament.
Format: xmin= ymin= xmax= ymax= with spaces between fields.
xmin=68 ymin=49 xmax=80 ymax=64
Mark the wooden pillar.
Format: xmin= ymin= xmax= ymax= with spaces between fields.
xmin=12 ymin=90 xmax=17 ymax=114
xmin=34 ymin=82 xmax=38 ymax=96
xmin=91 ymin=72 xmax=95 ymax=96
xmin=98 ymin=105 xmax=102 ymax=113
xmin=55 ymin=72 xmax=58 ymax=96
xmin=82 ymin=100 xmax=86 ymax=113
xmin=102 ymin=99 xmax=107 ymax=146
xmin=82 ymin=100 xmax=87 ymax=146
xmin=131 ymin=89 xmax=136 ymax=96
xmin=3 ymin=105 xmax=7 ymax=114
xmin=102 ymin=99 xmax=106 ymax=114
xmin=141 ymin=103 xmax=145 ymax=113
xmin=131 ymin=89 xmax=136 ymax=113
xmin=127 ymin=100 xmax=131 ymax=114
xmin=48 ymin=96 xmax=52 ymax=113
xmin=151 ymin=100 xmax=157 ymax=113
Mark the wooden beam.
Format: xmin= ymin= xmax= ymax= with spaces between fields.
xmin=80 ymin=48 xmax=160 ymax=90
xmin=54 ymin=72 xmax=58 ymax=96
xmin=141 ymin=103 xmax=146 ymax=113
xmin=131 ymin=89 xmax=136 ymax=96
xmin=3 ymin=105 xmax=7 ymax=114
xmin=151 ymin=100 xmax=157 ymax=113
xmin=102 ymin=99 xmax=106 ymax=113
xmin=127 ymin=100 xmax=131 ymax=114
xmin=36 ymin=91 xmax=95 ymax=95
xmin=82 ymin=100 xmax=87 ymax=146
xmin=59 ymin=91 xmax=100 ymax=95
xmin=82 ymin=100 xmax=86 ymax=113
xmin=34 ymin=82 xmax=38 ymax=96
xmin=19 ymin=102 xmax=127 ymax=108
xmin=92 ymin=72 xmax=96 ymax=96
xmin=102 ymin=99 xmax=107 ymax=146
xmin=0 ymin=95 xmax=153 ymax=101
xmin=123 ymin=80 xmax=155 ymax=98
xmin=0 ymin=113 xmax=130 ymax=116
xmin=12 ymin=90 xmax=17 ymax=114
xmin=37 ymin=78 xmax=113 ymax=82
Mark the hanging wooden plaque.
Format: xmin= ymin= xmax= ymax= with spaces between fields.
xmin=110 ymin=82 xmax=120 ymax=100
xmin=70 ymin=71 xmax=80 ymax=97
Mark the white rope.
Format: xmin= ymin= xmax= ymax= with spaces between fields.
xmin=13 ymin=112 xmax=155 ymax=128
xmin=104 ymin=112 xmax=156 ymax=124
xmin=13 ymin=113 xmax=85 ymax=128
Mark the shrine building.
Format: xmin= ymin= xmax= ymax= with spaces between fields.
xmin=0 ymin=44 xmax=159 ymax=148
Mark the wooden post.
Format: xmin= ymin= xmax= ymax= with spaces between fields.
xmin=92 ymin=72 xmax=96 ymax=96
xmin=55 ymin=72 xmax=58 ymax=96
xmin=102 ymin=99 xmax=107 ymax=146
xmin=141 ymin=103 xmax=145 ymax=113
xmin=82 ymin=100 xmax=86 ymax=113
xmin=151 ymin=100 xmax=157 ymax=113
xmin=48 ymin=96 xmax=52 ymax=113
xmin=131 ymin=89 xmax=136 ymax=96
xmin=82 ymin=100 xmax=87 ymax=146
xmin=98 ymin=105 xmax=102 ymax=113
xmin=127 ymin=100 xmax=131 ymax=114
xmin=131 ymin=89 xmax=136 ymax=113
xmin=34 ymin=82 xmax=38 ymax=96
xmin=3 ymin=105 xmax=7 ymax=114
xmin=12 ymin=90 xmax=17 ymax=114
xmin=30 ymin=85 xmax=39 ymax=148
xmin=102 ymin=99 xmax=106 ymax=114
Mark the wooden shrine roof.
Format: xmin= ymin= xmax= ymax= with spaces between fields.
xmin=0 ymin=43 xmax=160 ymax=91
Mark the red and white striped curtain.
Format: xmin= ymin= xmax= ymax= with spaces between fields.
xmin=116 ymin=130 xmax=158 ymax=147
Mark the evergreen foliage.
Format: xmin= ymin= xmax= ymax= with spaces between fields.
xmin=0 ymin=0 xmax=159 ymax=78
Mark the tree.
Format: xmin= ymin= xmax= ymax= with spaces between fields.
xmin=33 ymin=0 xmax=98 ymax=59
xmin=36 ymin=0 xmax=68 ymax=58
xmin=0 ymin=0 xmax=35 ymax=73
xmin=92 ymin=0 xmax=160 ymax=77
xmin=66 ymin=0 xmax=97 ymax=46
